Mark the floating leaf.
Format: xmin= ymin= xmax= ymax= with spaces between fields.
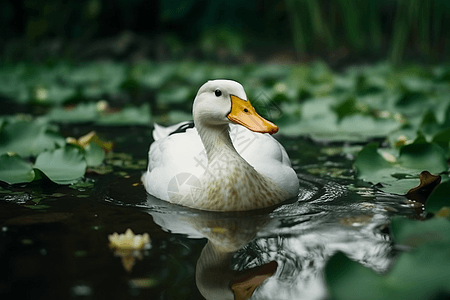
xmin=47 ymin=103 xmax=98 ymax=123
xmin=355 ymin=141 xmax=448 ymax=195
xmin=333 ymin=96 xmax=359 ymax=120
xmin=137 ymin=63 xmax=176 ymax=89
xmin=339 ymin=115 xmax=401 ymax=138
xmin=425 ymin=181 xmax=450 ymax=214
xmin=432 ymin=128 xmax=450 ymax=152
xmin=354 ymin=143 xmax=394 ymax=184
xmin=398 ymin=138 xmax=448 ymax=173
xmin=157 ymin=86 xmax=192 ymax=105
xmin=34 ymin=147 xmax=87 ymax=184
xmin=97 ymin=104 xmax=151 ymax=125
xmin=0 ymin=121 xmax=65 ymax=157
xmin=326 ymin=245 xmax=450 ymax=300
xmin=0 ymin=154 xmax=35 ymax=184
xmin=84 ymin=142 xmax=105 ymax=167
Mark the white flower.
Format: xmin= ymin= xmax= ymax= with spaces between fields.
xmin=108 ymin=228 xmax=150 ymax=250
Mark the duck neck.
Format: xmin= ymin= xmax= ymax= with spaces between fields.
xmin=196 ymin=122 xmax=241 ymax=164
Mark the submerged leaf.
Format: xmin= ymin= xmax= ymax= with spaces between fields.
xmin=325 ymin=252 xmax=391 ymax=300
xmin=5 ymin=212 xmax=73 ymax=225
xmin=391 ymin=217 xmax=450 ymax=247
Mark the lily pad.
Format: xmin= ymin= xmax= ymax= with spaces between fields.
xmin=432 ymin=128 xmax=450 ymax=152
xmin=326 ymin=244 xmax=450 ymax=300
xmin=339 ymin=114 xmax=401 ymax=138
xmin=97 ymin=104 xmax=151 ymax=125
xmin=354 ymin=140 xmax=448 ymax=194
xmin=47 ymin=103 xmax=99 ymax=123
xmin=84 ymin=142 xmax=105 ymax=167
xmin=0 ymin=154 xmax=35 ymax=184
xmin=137 ymin=63 xmax=177 ymax=89
xmin=0 ymin=121 xmax=65 ymax=157
xmin=157 ymin=86 xmax=193 ymax=105
xmin=425 ymin=181 xmax=450 ymax=214
xmin=398 ymin=138 xmax=448 ymax=173
xmin=354 ymin=143 xmax=395 ymax=184
xmin=34 ymin=147 xmax=87 ymax=184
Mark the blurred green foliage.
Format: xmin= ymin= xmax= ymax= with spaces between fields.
xmin=0 ymin=59 xmax=449 ymax=194
xmin=1 ymin=0 xmax=450 ymax=63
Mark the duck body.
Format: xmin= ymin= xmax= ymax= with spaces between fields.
xmin=143 ymin=80 xmax=299 ymax=211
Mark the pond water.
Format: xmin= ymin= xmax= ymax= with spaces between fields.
xmin=0 ymin=125 xmax=420 ymax=300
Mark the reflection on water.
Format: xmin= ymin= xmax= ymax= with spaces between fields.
xmin=105 ymin=173 xmax=417 ymax=300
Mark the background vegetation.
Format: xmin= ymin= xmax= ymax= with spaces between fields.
xmin=1 ymin=0 xmax=450 ymax=64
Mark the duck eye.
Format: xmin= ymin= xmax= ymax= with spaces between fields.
xmin=214 ymin=89 xmax=222 ymax=97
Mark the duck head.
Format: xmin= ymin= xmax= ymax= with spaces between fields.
xmin=193 ymin=80 xmax=278 ymax=134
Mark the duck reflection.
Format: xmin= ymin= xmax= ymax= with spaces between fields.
xmin=149 ymin=208 xmax=277 ymax=300
xmin=144 ymin=185 xmax=409 ymax=300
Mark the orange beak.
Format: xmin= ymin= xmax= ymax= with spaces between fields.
xmin=227 ymin=95 xmax=278 ymax=134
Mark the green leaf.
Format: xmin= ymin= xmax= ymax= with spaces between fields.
xmin=398 ymin=140 xmax=448 ymax=173
xmin=354 ymin=143 xmax=394 ymax=183
xmin=0 ymin=154 xmax=35 ymax=184
xmin=325 ymin=252 xmax=393 ymax=300
xmin=339 ymin=115 xmax=401 ymax=138
xmin=380 ymin=178 xmax=420 ymax=195
xmin=355 ymin=140 xmax=448 ymax=194
xmin=34 ymin=147 xmax=86 ymax=184
xmin=97 ymin=104 xmax=151 ymax=125
xmin=326 ymin=244 xmax=450 ymax=300
xmin=0 ymin=121 xmax=65 ymax=157
xmin=425 ymin=181 xmax=450 ymax=213
xmin=387 ymin=244 xmax=450 ymax=299
xmin=432 ymin=129 xmax=450 ymax=152
xmin=333 ymin=96 xmax=358 ymax=120
xmin=157 ymin=86 xmax=192 ymax=105
xmin=47 ymin=103 xmax=99 ymax=123
xmin=39 ymin=85 xmax=76 ymax=105
xmin=137 ymin=63 xmax=176 ymax=89
xmin=84 ymin=142 xmax=105 ymax=167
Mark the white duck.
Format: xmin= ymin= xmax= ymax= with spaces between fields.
xmin=143 ymin=80 xmax=299 ymax=211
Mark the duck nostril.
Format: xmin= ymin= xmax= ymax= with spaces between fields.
xmin=244 ymin=108 xmax=249 ymax=113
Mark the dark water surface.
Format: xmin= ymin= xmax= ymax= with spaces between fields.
xmin=0 ymin=126 xmax=419 ymax=300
